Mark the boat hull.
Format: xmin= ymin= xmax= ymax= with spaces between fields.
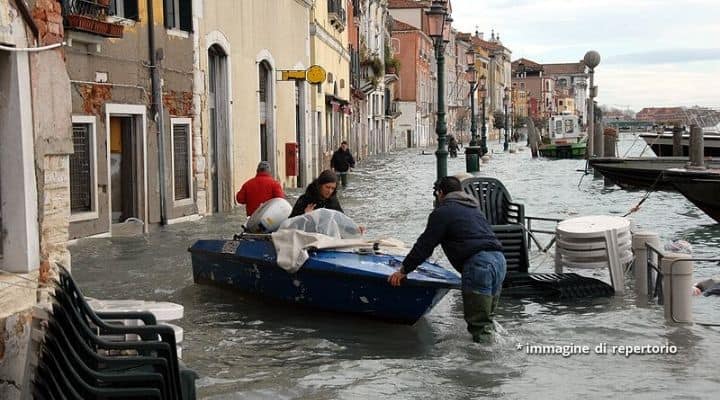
xmin=663 ymin=169 xmax=720 ymax=223
xmin=539 ymin=142 xmax=587 ymax=159
xmin=588 ymin=157 xmax=690 ymax=189
xmin=189 ymin=239 xmax=458 ymax=324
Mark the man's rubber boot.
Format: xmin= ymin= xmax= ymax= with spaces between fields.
xmin=462 ymin=292 xmax=495 ymax=343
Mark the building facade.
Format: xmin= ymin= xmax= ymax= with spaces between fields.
xmin=1 ymin=0 xmax=72 ymax=397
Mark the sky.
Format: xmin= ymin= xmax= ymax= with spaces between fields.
xmin=449 ymin=0 xmax=720 ymax=112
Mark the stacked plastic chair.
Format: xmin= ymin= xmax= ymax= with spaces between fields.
xmin=31 ymin=265 xmax=197 ymax=399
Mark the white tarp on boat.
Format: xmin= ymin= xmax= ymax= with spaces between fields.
xmin=270 ymin=229 xmax=408 ymax=273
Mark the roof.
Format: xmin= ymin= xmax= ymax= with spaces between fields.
xmin=388 ymin=0 xmax=431 ymax=8
xmin=392 ymin=20 xmax=419 ymax=31
xmin=472 ymin=36 xmax=505 ymax=53
xmin=543 ymin=62 xmax=586 ymax=75
xmin=512 ymin=58 xmax=543 ymax=72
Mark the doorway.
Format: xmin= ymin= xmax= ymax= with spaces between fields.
xmin=208 ymin=45 xmax=230 ymax=213
xmin=109 ymin=116 xmax=139 ymax=223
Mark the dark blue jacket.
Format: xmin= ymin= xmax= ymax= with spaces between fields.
xmin=401 ymin=192 xmax=502 ymax=274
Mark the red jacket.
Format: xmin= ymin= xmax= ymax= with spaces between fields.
xmin=235 ymin=172 xmax=285 ymax=216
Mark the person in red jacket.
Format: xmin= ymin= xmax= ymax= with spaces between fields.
xmin=235 ymin=161 xmax=285 ymax=216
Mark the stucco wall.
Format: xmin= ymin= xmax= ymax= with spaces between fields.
xmin=199 ymin=0 xmax=312 ymax=200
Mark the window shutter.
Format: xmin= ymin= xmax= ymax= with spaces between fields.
xmin=179 ymin=0 xmax=193 ymax=32
xmin=70 ymin=124 xmax=92 ymax=212
xmin=173 ymin=124 xmax=190 ymax=200
xmin=163 ymin=0 xmax=175 ymax=29
xmin=125 ymin=0 xmax=139 ymax=20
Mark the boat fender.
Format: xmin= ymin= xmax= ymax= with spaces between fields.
xmin=245 ymin=198 xmax=293 ymax=233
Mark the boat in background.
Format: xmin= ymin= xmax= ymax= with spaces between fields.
xmin=663 ymin=168 xmax=720 ymax=223
xmin=589 ymin=157 xmax=720 ymax=190
xmin=539 ymin=114 xmax=587 ymax=159
xmin=639 ymin=131 xmax=720 ymax=157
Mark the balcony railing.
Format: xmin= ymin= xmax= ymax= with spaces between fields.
xmin=62 ymin=0 xmax=124 ymax=38
xmin=386 ymin=101 xmax=401 ymax=118
xmin=328 ymin=0 xmax=346 ymax=31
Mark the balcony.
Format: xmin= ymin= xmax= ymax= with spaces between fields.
xmin=385 ymin=101 xmax=401 ymax=119
xmin=62 ymin=0 xmax=124 ymax=38
xmin=328 ymin=0 xmax=346 ymax=32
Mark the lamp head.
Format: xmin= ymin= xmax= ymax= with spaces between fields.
xmin=583 ymin=50 xmax=601 ymax=69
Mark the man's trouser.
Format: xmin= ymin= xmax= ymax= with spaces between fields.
xmin=338 ymin=171 xmax=348 ymax=187
xmin=461 ymin=250 xmax=507 ymax=342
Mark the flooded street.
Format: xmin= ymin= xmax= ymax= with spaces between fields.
xmin=69 ymin=134 xmax=720 ymax=399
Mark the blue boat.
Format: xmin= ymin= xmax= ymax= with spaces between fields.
xmin=188 ymin=238 xmax=460 ymax=324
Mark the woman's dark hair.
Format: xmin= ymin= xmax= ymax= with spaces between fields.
xmin=437 ymin=176 xmax=462 ymax=195
xmin=316 ymin=170 xmax=338 ymax=185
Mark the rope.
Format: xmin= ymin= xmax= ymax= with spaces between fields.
xmin=622 ymin=172 xmax=664 ymax=217
xmin=622 ymin=133 xmax=643 ymax=158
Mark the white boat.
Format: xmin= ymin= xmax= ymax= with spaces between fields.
xmin=639 ymin=130 xmax=720 ymax=157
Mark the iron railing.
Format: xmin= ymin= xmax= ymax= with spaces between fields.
xmin=62 ymin=0 xmax=109 ymax=19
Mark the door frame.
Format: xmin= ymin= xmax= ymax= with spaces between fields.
xmin=104 ymin=104 xmax=147 ymax=233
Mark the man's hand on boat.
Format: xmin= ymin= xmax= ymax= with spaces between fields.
xmin=388 ymin=270 xmax=407 ymax=286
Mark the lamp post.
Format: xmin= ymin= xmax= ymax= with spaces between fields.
xmin=426 ymin=0 xmax=451 ymax=181
xmin=464 ymin=47 xmax=480 ymax=172
xmin=503 ymin=87 xmax=510 ymax=151
xmin=583 ymin=50 xmax=601 ymax=159
xmin=479 ymin=75 xmax=488 ymax=155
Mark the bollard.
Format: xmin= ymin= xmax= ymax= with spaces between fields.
xmin=689 ymin=124 xmax=704 ymax=169
xmin=661 ymin=253 xmax=694 ymax=324
xmin=672 ymin=126 xmax=683 ymax=156
xmin=465 ymin=146 xmax=480 ymax=173
xmin=481 ymin=155 xmax=490 ymax=164
xmin=631 ymin=231 xmax=659 ymax=296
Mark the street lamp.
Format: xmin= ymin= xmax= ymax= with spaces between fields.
xmin=426 ymin=0 xmax=450 ymax=181
xmin=464 ymin=48 xmax=480 ymax=172
xmin=503 ymin=86 xmax=510 ymax=151
xmin=479 ymin=75 xmax=488 ymax=155
xmin=583 ymin=50 xmax=601 ymax=159
xmin=466 ymin=48 xmax=478 ymax=147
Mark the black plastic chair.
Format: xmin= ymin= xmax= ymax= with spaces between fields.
xmin=50 ymin=290 xmax=179 ymax=397
xmin=46 ymin=266 xmax=197 ymax=399
xmin=461 ymin=176 xmax=525 ymax=225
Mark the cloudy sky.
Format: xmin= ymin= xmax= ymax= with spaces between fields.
xmin=450 ymin=0 xmax=720 ymax=111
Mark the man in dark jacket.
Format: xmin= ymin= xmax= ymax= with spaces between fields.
xmin=236 ymin=161 xmax=285 ymax=216
xmin=289 ymin=170 xmax=344 ymax=218
xmin=330 ymin=141 xmax=355 ymax=188
xmin=388 ymin=176 xmax=506 ymax=342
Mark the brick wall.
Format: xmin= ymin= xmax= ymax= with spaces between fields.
xmin=31 ymin=0 xmax=64 ymax=46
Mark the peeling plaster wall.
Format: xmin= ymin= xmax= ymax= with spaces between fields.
xmin=0 ymin=1 xmax=71 ymax=398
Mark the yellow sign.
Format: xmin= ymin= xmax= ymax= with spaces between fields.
xmin=281 ymin=70 xmax=307 ymax=81
xmin=305 ymin=65 xmax=326 ymax=84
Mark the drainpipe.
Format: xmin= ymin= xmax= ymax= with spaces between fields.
xmin=147 ymin=0 xmax=168 ymax=225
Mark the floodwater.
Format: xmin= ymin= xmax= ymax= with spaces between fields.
xmin=69 ymin=133 xmax=720 ymax=399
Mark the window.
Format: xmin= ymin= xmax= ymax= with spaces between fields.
xmin=164 ymin=0 xmax=192 ymax=32
xmin=109 ymin=0 xmax=139 ymax=20
xmin=171 ymin=119 xmax=192 ymax=203
xmin=69 ymin=117 xmax=97 ymax=219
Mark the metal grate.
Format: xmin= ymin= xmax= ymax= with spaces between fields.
xmin=173 ymin=123 xmax=190 ymax=200
xmin=70 ymin=124 xmax=92 ymax=212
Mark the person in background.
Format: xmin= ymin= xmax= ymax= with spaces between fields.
xmin=387 ymin=176 xmax=506 ymax=343
xmin=331 ymin=141 xmax=355 ymax=188
xmin=692 ymin=275 xmax=720 ymax=296
xmin=289 ymin=170 xmax=343 ymax=218
xmin=235 ymin=161 xmax=284 ymax=216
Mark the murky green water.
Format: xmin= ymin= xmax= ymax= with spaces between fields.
xmin=69 ymin=133 xmax=720 ymax=399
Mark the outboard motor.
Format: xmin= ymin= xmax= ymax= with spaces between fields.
xmin=244 ymin=198 xmax=292 ymax=233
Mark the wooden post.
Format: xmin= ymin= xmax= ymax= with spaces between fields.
xmin=603 ymin=127 xmax=617 ymax=186
xmin=593 ymin=122 xmax=604 ymax=177
xmin=672 ymin=126 xmax=683 ymax=156
xmin=603 ymin=127 xmax=617 ymax=157
xmin=689 ymin=124 xmax=704 ymax=168
xmin=527 ymin=117 xmax=539 ymax=158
